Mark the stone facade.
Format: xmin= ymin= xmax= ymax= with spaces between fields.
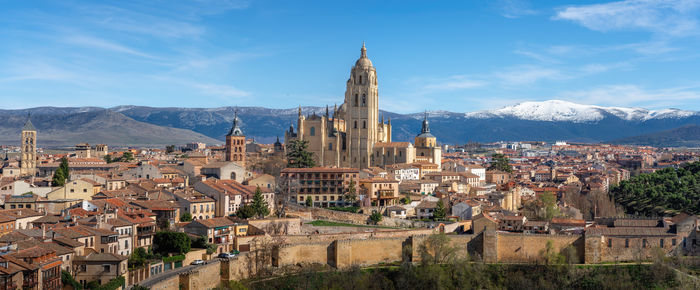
xmin=284 ymin=44 xmax=441 ymax=170
xmin=20 ymin=116 xmax=37 ymax=176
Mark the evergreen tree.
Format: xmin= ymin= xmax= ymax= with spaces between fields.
xmin=433 ymin=199 xmax=447 ymax=220
xmin=286 ymin=139 xmax=315 ymax=168
xmin=344 ymin=178 xmax=358 ymax=205
xmin=103 ymin=154 xmax=112 ymax=163
xmin=52 ymin=157 xmax=70 ymax=186
xmin=180 ymin=212 xmax=192 ymax=222
xmin=236 ymin=204 xmax=256 ymax=219
xmin=251 ymin=186 xmax=270 ymax=218
xmin=305 ymin=196 xmax=313 ymax=207
xmin=488 ymin=153 xmax=512 ymax=173
xmin=122 ymin=151 xmax=135 ymax=162
xmin=370 ymin=210 xmax=383 ymax=224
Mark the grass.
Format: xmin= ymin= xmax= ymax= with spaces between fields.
xmin=307 ymin=220 xmax=396 ymax=229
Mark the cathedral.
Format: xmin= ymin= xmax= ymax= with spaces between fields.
xmin=285 ymin=44 xmax=441 ymax=169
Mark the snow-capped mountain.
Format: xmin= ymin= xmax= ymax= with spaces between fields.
xmin=465 ymin=100 xmax=697 ymax=123
xmin=1 ymin=100 xmax=699 ymax=146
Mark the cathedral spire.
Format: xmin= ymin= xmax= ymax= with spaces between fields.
xmin=298 ymin=105 xmax=302 ymax=117
xmin=325 ymin=105 xmax=329 ymax=118
xmin=361 ymin=42 xmax=367 ymax=58
xmin=421 ymin=111 xmax=430 ymax=134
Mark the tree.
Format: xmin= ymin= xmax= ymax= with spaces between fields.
xmin=540 ymin=240 xmax=564 ymax=265
xmin=418 ymin=233 xmax=458 ymax=265
xmin=488 ymin=153 xmax=512 ymax=173
xmin=52 ymin=157 xmax=70 ymax=186
xmin=103 ymin=154 xmax=112 ymax=163
xmin=191 ymin=235 xmax=217 ymax=255
xmin=122 ymin=151 xmax=135 ymax=162
xmin=344 ymin=178 xmax=358 ymax=205
xmin=157 ymin=219 xmax=170 ymax=230
xmin=165 ymin=145 xmax=175 ymax=154
xmin=180 ymin=212 xmax=192 ymax=222
xmin=251 ymin=186 xmax=270 ymax=218
xmin=236 ymin=204 xmax=256 ymax=219
xmin=370 ymin=210 xmax=383 ymax=224
xmin=433 ymin=200 xmax=447 ymax=220
xmin=539 ymin=192 xmax=560 ymax=221
xmin=286 ymin=139 xmax=315 ymax=168
xmin=153 ymin=231 xmax=191 ymax=255
xmin=305 ymin=196 xmax=313 ymax=207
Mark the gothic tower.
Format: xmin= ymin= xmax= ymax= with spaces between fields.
xmin=344 ymin=43 xmax=379 ymax=169
xmin=225 ymin=110 xmax=246 ymax=167
xmin=20 ymin=114 xmax=37 ymax=176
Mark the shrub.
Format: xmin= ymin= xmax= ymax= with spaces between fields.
xmin=153 ymin=231 xmax=191 ymax=255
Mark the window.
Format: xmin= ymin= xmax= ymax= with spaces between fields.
xmin=362 ymin=94 xmax=366 ymax=106
xmin=354 ymin=121 xmax=358 ymax=129
xmin=310 ymin=127 xmax=315 ymax=136
xmin=362 ymin=121 xmax=366 ymax=129
xmin=359 ymin=75 xmax=363 ymax=84
xmin=672 ymin=239 xmax=677 ymax=246
xmin=660 ymin=239 xmax=664 ymax=248
xmin=625 ymin=239 xmax=629 ymax=248
xmin=354 ymin=94 xmax=358 ymax=106
xmin=607 ymin=238 xmax=612 ymax=248
xmin=642 ymin=239 xmax=647 ymax=248
xmin=329 ymin=143 xmax=333 ymax=150
xmin=83 ymin=189 xmax=87 ymax=192
xmin=70 ymin=189 xmax=75 ymax=193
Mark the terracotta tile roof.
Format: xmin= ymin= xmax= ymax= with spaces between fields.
xmin=281 ymin=167 xmax=359 ymax=173
xmin=193 ymin=217 xmax=237 ymax=228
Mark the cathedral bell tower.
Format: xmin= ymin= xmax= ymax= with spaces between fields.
xmin=344 ymin=43 xmax=379 ymax=169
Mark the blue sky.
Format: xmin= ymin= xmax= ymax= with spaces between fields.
xmin=2 ymin=0 xmax=700 ymax=113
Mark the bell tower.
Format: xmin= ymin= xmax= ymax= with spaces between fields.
xmin=225 ymin=110 xmax=246 ymax=167
xmin=20 ymin=113 xmax=37 ymax=176
xmin=344 ymin=43 xmax=379 ymax=169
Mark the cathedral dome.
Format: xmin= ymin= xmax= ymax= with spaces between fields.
xmin=354 ymin=43 xmax=373 ymax=68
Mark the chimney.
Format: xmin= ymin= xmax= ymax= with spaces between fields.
xmin=41 ymin=224 xmax=46 ymax=239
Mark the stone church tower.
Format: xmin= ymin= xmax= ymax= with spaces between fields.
xmin=345 ymin=43 xmax=380 ymax=169
xmin=225 ymin=110 xmax=246 ymax=167
xmin=20 ymin=114 xmax=37 ymax=176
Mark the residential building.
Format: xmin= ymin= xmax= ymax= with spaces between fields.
xmin=279 ymin=167 xmax=359 ymax=207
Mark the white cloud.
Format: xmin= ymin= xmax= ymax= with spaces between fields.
xmin=422 ymin=75 xmax=487 ymax=91
xmin=498 ymin=0 xmax=538 ymax=18
xmin=65 ymin=35 xmax=154 ymax=58
xmin=494 ymin=65 xmax=565 ymax=85
xmin=554 ymin=0 xmax=700 ymax=37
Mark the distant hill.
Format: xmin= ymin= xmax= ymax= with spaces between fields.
xmin=0 ymin=109 xmax=220 ymax=147
xmin=610 ymin=124 xmax=700 ymax=147
xmin=1 ymin=100 xmax=700 ymax=147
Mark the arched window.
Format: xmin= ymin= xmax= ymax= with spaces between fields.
xmin=354 ymin=94 xmax=359 ymax=106
xmin=362 ymin=121 xmax=366 ymax=129
xmin=421 ymin=152 xmax=425 ymax=156
xmin=354 ymin=121 xmax=358 ymax=129
xmin=359 ymin=75 xmax=363 ymax=84
xmin=231 ymin=172 xmax=236 ymax=180
xmin=310 ymin=127 xmax=315 ymax=136
xmin=362 ymin=94 xmax=366 ymax=106
xmin=328 ymin=143 xmax=333 ymax=150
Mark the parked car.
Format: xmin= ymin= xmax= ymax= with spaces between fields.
xmin=191 ymin=260 xmax=204 ymax=265
xmin=218 ymin=253 xmax=235 ymax=259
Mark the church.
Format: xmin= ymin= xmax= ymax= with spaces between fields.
xmin=285 ymin=44 xmax=441 ymax=169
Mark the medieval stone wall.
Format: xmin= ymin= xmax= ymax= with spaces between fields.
xmin=495 ymin=233 xmax=583 ymax=263
xmin=179 ymin=260 xmax=221 ymax=290
xmin=276 ymin=241 xmax=334 ymax=267
xmin=335 ymin=237 xmax=405 ymax=268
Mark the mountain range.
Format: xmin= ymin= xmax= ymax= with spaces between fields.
xmin=0 ymin=100 xmax=698 ymax=147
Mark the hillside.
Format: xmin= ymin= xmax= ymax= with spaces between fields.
xmin=1 ymin=100 xmax=700 ymax=146
xmin=0 ymin=109 xmax=220 ymax=147
xmin=610 ymin=162 xmax=700 ymax=216
xmin=610 ymin=124 xmax=700 ymax=147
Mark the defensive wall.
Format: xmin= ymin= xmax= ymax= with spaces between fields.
xmin=146 ymin=227 xmax=689 ymax=289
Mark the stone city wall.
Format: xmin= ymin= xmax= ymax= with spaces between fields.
xmin=148 ymin=275 xmax=179 ymax=290
xmin=335 ymin=237 xmax=406 ymax=268
xmin=276 ymin=241 xmax=334 ymax=267
xmin=585 ymin=234 xmax=680 ymax=263
xmin=179 ymin=260 xmax=221 ymax=290
xmin=495 ymin=233 xmax=583 ymax=263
